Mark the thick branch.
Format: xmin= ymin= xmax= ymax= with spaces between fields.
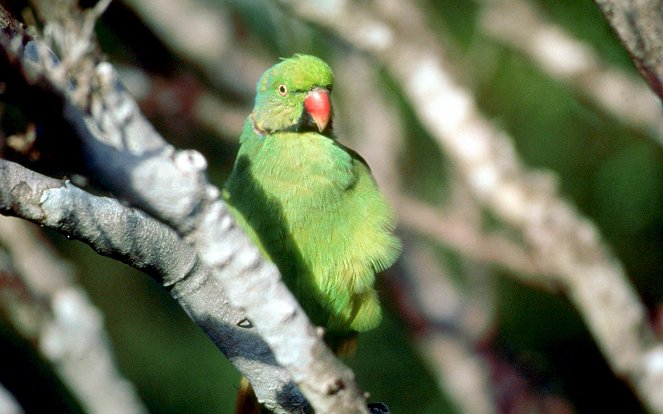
xmin=0 ymin=215 xmax=148 ymax=414
xmin=594 ymin=0 xmax=663 ymax=102
xmin=0 ymin=382 xmax=23 ymax=414
xmin=0 ymin=158 xmax=300 ymax=412
xmin=0 ymin=5 xmax=370 ymax=413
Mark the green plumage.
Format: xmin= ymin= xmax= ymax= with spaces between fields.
xmin=223 ymin=55 xmax=400 ymax=342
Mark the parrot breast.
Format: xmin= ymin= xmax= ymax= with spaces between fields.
xmin=224 ymin=125 xmax=400 ymax=337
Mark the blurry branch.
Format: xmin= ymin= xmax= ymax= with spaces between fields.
xmin=593 ymin=0 xmax=663 ymax=103
xmin=0 ymin=382 xmax=23 ymax=414
xmin=394 ymin=196 xmax=545 ymax=284
xmin=274 ymin=0 xmax=663 ymax=411
xmin=190 ymin=88 xmax=247 ymax=139
xmin=399 ymin=244 xmax=496 ymax=414
xmin=480 ymin=0 xmax=663 ymax=147
xmin=336 ymin=55 xmax=497 ymax=414
xmin=336 ymin=53 xmax=544 ymax=288
xmin=120 ymin=0 xmax=268 ymax=99
xmin=0 ymin=215 xmax=148 ymax=414
xmin=0 ymin=4 xmax=371 ymax=413
xmin=116 ymin=65 xmax=247 ymax=142
xmin=113 ymin=0 xmax=265 ymax=141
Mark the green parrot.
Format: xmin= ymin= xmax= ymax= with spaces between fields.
xmin=224 ymin=54 xmax=400 ymax=412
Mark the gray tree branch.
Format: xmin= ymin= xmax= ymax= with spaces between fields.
xmin=0 ymin=158 xmax=301 ymax=412
xmin=593 ymin=0 xmax=663 ymax=102
xmin=0 ymin=215 xmax=148 ymax=414
xmin=0 ymin=382 xmax=23 ymax=414
xmin=480 ymin=0 xmax=663 ymax=148
xmin=122 ymin=0 xmax=269 ymax=99
xmin=0 ymin=4 xmax=371 ymax=413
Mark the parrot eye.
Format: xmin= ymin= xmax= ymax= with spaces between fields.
xmin=277 ymin=84 xmax=288 ymax=96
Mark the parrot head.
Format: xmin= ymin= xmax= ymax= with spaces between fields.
xmin=252 ymin=54 xmax=334 ymax=134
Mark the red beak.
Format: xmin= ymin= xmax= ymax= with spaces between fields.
xmin=304 ymin=88 xmax=331 ymax=132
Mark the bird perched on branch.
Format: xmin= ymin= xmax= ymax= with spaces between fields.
xmin=224 ymin=54 xmax=400 ymax=413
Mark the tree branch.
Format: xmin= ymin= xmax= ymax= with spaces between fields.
xmin=272 ymin=0 xmax=663 ymax=411
xmin=335 ymin=54 xmax=496 ymax=413
xmin=0 ymin=158 xmax=302 ymax=412
xmin=122 ymin=0 xmax=269 ymax=98
xmin=0 ymin=215 xmax=148 ymax=414
xmin=399 ymin=243 xmax=496 ymax=414
xmin=0 ymin=4 xmax=371 ymax=413
xmin=0 ymin=382 xmax=23 ymax=414
xmin=480 ymin=0 xmax=663 ymax=148
xmin=593 ymin=0 xmax=663 ymax=102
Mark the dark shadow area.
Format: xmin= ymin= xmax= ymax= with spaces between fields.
xmin=0 ymin=318 xmax=85 ymax=414
xmin=225 ymin=155 xmax=339 ymax=334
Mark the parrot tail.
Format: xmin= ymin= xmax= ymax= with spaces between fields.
xmin=235 ymin=377 xmax=265 ymax=414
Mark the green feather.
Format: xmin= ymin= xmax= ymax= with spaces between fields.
xmin=223 ymin=55 xmax=400 ymax=340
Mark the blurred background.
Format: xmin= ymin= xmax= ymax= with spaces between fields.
xmin=1 ymin=0 xmax=663 ymax=413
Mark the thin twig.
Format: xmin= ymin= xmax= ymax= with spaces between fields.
xmin=400 ymin=243 xmax=496 ymax=414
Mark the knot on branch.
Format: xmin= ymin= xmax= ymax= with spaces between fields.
xmin=10 ymin=181 xmax=44 ymax=219
xmin=324 ymin=378 xmax=346 ymax=395
xmin=174 ymin=149 xmax=207 ymax=174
